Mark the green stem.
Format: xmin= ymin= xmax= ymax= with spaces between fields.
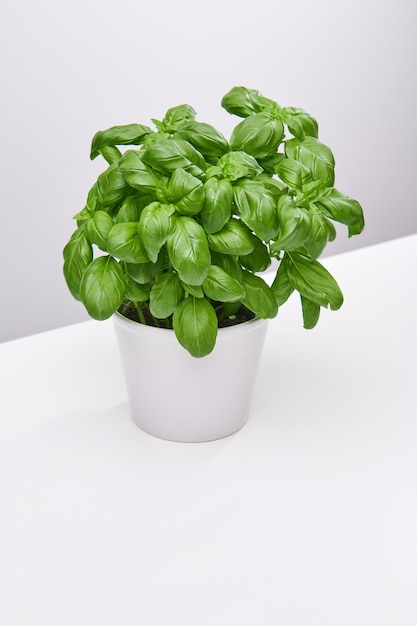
xmin=135 ymin=302 xmax=146 ymax=325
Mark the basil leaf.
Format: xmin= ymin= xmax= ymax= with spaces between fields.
xmin=96 ymin=163 xmax=130 ymax=207
xmin=221 ymin=86 xmax=278 ymax=118
xmin=63 ymin=227 xmax=93 ymax=300
xmin=256 ymin=153 xmax=284 ymax=175
xmin=90 ymin=123 xmax=153 ymax=160
xmin=230 ymin=113 xmax=284 ymax=158
xmin=200 ymin=178 xmax=233 ymax=234
xmin=314 ymin=188 xmax=365 ymax=236
xmin=174 ymin=121 xmax=229 ymax=157
xmin=119 ymin=150 xmax=162 ymax=193
xmin=284 ymin=252 xmax=343 ymax=310
xmin=167 ymin=168 xmax=205 ymax=215
xmin=207 ymin=218 xmax=254 ymax=255
xmin=275 ymin=158 xmax=311 ymax=191
xmin=202 ymin=265 xmax=245 ymax=302
xmin=241 ymin=270 xmax=278 ymax=318
xmin=283 ymin=107 xmax=319 ymax=139
xmin=209 ymin=251 xmax=243 ymax=282
xmin=221 ymin=86 xmax=262 ymax=117
xmin=257 ymin=173 xmax=287 ymax=199
xmin=270 ymin=260 xmax=294 ymax=307
xmin=302 ymin=210 xmax=332 ymax=260
xmin=141 ymin=139 xmax=206 ymax=177
xmin=181 ymin=282 xmax=204 ymax=298
xmin=181 ymin=280 xmax=204 ymax=298
xmin=96 ymin=146 xmax=122 ymax=165
xmin=214 ymin=151 xmax=263 ymax=181
xmin=116 ymin=194 xmax=155 ymax=223
xmin=239 ymin=236 xmax=271 ymax=272
xmin=233 ymin=180 xmax=279 ymax=241
xmin=107 ymin=222 xmax=149 ymax=263
xmin=285 ymin=136 xmax=335 ymax=187
xmin=160 ymin=104 xmax=197 ymax=133
xmin=80 ymin=256 xmax=126 ymax=320
xmin=173 ymin=297 xmax=218 ymax=358
xmin=301 ymin=295 xmax=321 ymax=329
xmin=125 ymin=276 xmax=151 ymax=302
xmin=270 ymin=195 xmax=311 ymax=252
xmin=149 ymin=272 xmax=184 ymax=318
xmin=85 ymin=211 xmax=113 ymax=250
xmin=125 ymin=258 xmax=163 ymax=284
xmin=137 ymin=202 xmax=174 ymax=263
xmin=167 ymin=216 xmax=210 ymax=285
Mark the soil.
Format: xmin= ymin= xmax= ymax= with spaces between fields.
xmin=118 ymin=301 xmax=256 ymax=329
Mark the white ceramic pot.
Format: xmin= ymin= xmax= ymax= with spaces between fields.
xmin=113 ymin=312 xmax=269 ymax=442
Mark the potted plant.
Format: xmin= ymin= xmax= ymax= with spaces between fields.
xmin=63 ymin=86 xmax=364 ymax=442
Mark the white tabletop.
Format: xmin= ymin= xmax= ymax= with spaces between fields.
xmin=1 ymin=234 xmax=416 ymax=625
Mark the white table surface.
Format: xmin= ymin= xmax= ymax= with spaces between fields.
xmin=1 ymin=234 xmax=416 ymax=626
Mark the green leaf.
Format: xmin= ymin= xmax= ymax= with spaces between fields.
xmin=173 ymin=297 xmax=218 ymax=358
xmin=200 ymin=178 xmax=233 ymax=234
xmin=221 ymin=86 xmax=263 ymax=117
xmin=63 ymin=227 xmax=93 ymax=300
xmin=270 ymin=260 xmax=294 ymax=307
xmin=221 ymin=86 xmax=278 ymax=118
xmin=125 ymin=276 xmax=151 ymax=302
xmin=270 ymin=195 xmax=311 ymax=252
xmin=275 ymin=158 xmax=311 ymax=191
xmin=214 ymin=151 xmax=263 ymax=181
xmin=116 ymin=194 xmax=155 ymax=223
xmin=314 ymin=188 xmax=365 ymax=236
xmin=96 ymin=163 xmax=130 ymax=207
xmin=302 ymin=210 xmax=332 ymax=260
xmin=209 ymin=252 xmax=243 ymax=282
xmin=149 ymin=272 xmax=184 ymax=318
xmin=285 ymin=137 xmax=335 ymax=187
xmin=96 ymin=146 xmax=122 ymax=165
xmin=160 ymin=104 xmax=197 ymax=133
xmin=125 ymin=258 xmax=163 ymax=284
xmin=85 ymin=211 xmax=113 ymax=250
xmin=80 ymin=256 xmax=126 ymax=320
xmin=207 ymin=218 xmax=254 ymax=255
xmin=257 ymin=173 xmax=287 ymax=198
xmin=230 ymin=113 xmax=284 ymax=158
xmin=167 ymin=216 xmax=210 ymax=285
xmin=181 ymin=282 xmax=204 ymax=298
xmin=241 ymin=270 xmax=278 ymax=318
xmin=119 ymin=150 xmax=162 ymax=193
xmin=141 ymin=139 xmax=206 ymax=177
xmin=107 ymin=222 xmax=149 ymax=263
xmin=233 ymin=180 xmax=279 ymax=241
xmin=137 ymin=202 xmax=174 ymax=263
xmin=284 ymin=252 xmax=343 ymax=310
xmin=167 ymin=168 xmax=205 ymax=215
xmin=202 ymin=265 xmax=245 ymax=302
xmin=301 ymin=295 xmax=321 ymax=329
xmin=239 ymin=237 xmax=271 ymax=272
xmin=90 ymin=124 xmax=153 ymax=160
xmin=282 ymin=107 xmax=319 ymax=139
xmin=174 ymin=121 xmax=229 ymax=157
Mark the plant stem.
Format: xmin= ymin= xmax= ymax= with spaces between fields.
xmin=135 ymin=303 xmax=146 ymax=325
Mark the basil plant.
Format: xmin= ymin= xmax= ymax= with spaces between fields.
xmin=63 ymin=86 xmax=364 ymax=357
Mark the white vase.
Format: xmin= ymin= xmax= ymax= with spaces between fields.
xmin=113 ymin=312 xmax=269 ymax=442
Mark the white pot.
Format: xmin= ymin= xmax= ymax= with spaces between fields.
xmin=113 ymin=312 xmax=269 ymax=443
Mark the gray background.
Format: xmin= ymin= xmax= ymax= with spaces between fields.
xmin=1 ymin=0 xmax=416 ymax=343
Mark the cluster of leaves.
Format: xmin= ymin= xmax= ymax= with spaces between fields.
xmin=63 ymin=86 xmax=364 ymax=357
